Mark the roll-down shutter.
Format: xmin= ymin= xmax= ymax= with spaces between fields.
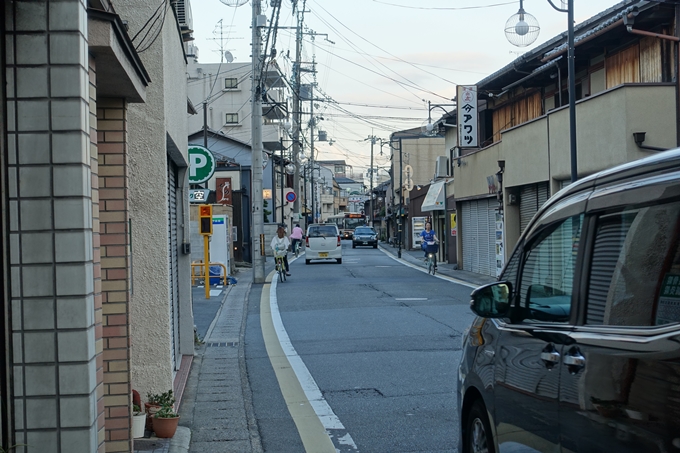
xmin=168 ymin=161 xmax=180 ymax=371
xmin=520 ymin=182 xmax=549 ymax=233
xmin=462 ymin=199 xmax=497 ymax=276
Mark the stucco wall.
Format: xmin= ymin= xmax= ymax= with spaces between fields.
xmin=454 ymin=142 xmax=503 ymax=200
xmin=115 ymin=0 xmax=190 ymax=396
xmin=503 ymin=117 xmax=550 ymax=188
xmin=550 ymin=84 xmax=676 ymax=180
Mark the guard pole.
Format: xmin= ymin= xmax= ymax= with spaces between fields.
xmin=204 ymin=235 xmax=210 ymax=300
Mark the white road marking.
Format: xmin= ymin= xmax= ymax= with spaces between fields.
xmin=209 ymin=289 xmax=222 ymax=297
xmin=267 ymin=274 xmax=358 ymax=450
xmin=377 ymin=247 xmax=479 ymax=289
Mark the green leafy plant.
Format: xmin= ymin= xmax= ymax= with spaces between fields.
xmin=263 ymin=200 xmax=271 ymax=223
xmin=146 ymin=390 xmax=175 ymax=407
xmin=133 ymin=404 xmax=142 ymax=414
xmin=154 ymin=404 xmax=179 ymax=419
xmin=0 ymin=445 xmax=27 ymax=453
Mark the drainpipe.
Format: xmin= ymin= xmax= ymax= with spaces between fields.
xmin=625 ymin=14 xmax=680 ymax=147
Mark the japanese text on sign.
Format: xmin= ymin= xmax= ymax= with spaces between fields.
xmin=457 ymin=85 xmax=478 ymax=148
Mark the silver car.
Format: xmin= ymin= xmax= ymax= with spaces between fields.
xmin=305 ymin=224 xmax=342 ymax=264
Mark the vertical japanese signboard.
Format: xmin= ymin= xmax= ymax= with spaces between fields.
xmin=457 ymin=85 xmax=478 ymax=148
xmin=216 ymin=177 xmax=232 ymax=205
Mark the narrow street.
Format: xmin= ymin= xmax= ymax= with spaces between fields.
xmin=245 ymin=242 xmax=477 ymax=452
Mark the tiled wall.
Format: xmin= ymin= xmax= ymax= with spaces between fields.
xmin=88 ymin=56 xmax=105 ymax=453
xmin=5 ymin=1 xmax=100 ymax=452
xmin=96 ymin=97 xmax=132 ymax=452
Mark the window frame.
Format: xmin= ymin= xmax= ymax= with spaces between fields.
xmin=577 ymin=194 xmax=680 ymax=329
xmin=225 ymin=113 xmax=239 ymax=124
xmin=502 ymin=191 xmax=591 ymax=328
xmin=224 ymin=77 xmax=238 ymax=89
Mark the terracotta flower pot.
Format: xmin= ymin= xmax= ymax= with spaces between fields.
xmin=153 ymin=416 xmax=180 ymax=438
xmin=144 ymin=403 xmax=161 ymax=431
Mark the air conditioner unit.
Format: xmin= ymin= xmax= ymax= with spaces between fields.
xmin=173 ymin=0 xmax=193 ymax=30
xmin=435 ymin=156 xmax=449 ymax=178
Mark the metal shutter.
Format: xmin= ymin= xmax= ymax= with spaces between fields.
xmin=462 ymin=199 xmax=497 ymax=277
xmin=168 ymin=161 xmax=180 ymax=371
xmin=520 ymin=182 xmax=549 ymax=233
xmin=470 ymin=201 xmax=480 ymax=273
xmin=487 ymin=201 xmax=497 ymax=277
xmin=586 ymin=214 xmax=635 ymax=325
xmin=461 ymin=202 xmax=474 ymax=273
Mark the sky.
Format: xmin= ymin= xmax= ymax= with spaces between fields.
xmin=190 ymin=0 xmax=621 ymax=179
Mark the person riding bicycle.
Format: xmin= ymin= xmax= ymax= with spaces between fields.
xmin=420 ymin=221 xmax=439 ymax=270
xmin=290 ymin=223 xmax=304 ymax=254
xmin=271 ymin=226 xmax=291 ymax=276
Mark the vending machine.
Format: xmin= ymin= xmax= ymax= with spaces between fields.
xmin=412 ymin=216 xmax=427 ymax=250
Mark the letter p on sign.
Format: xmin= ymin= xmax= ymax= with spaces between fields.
xmin=188 ymin=145 xmax=216 ymax=184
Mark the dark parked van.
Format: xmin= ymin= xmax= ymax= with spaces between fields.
xmin=458 ymin=149 xmax=680 ymax=453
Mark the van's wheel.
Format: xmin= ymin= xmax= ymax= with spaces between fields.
xmin=352 ymin=244 xmax=356 ymax=248
xmin=305 ymin=259 xmax=311 ymax=265
xmin=465 ymin=399 xmax=495 ymax=453
xmin=336 ymin=258 xmax=342 ymax=264
xmin=373 ymin=244 xmax=378 ymax=249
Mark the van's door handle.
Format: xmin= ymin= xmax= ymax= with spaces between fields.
xmin=564 ymin=347 xmax=586 ymax=374
xmin=540 ymin=344 xmax=560 ymax=369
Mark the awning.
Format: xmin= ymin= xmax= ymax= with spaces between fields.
xmin=421 ymin=181 xmax=445 ymax=211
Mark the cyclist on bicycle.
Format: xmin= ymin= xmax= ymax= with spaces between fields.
xmin=420 ymin=221 xmax=439 ymax=270
xmin=290 ymin=223 xmax=304 ymax=254
xmin=271 ymin=226 xmax=291 ymax=276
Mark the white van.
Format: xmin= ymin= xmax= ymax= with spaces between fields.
xmin=305 ymin=224 xmax=342 ymax=264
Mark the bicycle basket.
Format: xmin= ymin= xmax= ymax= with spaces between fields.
xmin=424 ymin=243 xmax=439 ymax=253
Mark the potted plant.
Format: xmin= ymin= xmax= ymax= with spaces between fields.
xmin=145 ymin=390 xmax=175 ymax=430
xmin=132 ymin=404 xmax=146 ymax=439
xmin=152 ymin=404 xmax=180 ymax=438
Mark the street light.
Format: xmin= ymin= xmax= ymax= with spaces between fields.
xmin=505 ymin=0 xmax=577 ymax=183
xmin=423 ymin=100 xmax=456 ymax=136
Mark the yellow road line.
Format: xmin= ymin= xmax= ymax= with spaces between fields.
xmin=260 ymin=271 xmax=337 ymax=452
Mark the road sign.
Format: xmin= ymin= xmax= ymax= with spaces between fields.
xmin=404 ymin=164 xmax=413 ymax=176
xmin=286 ymin=191 xmax=297 ymax=203
xmin=189 ymin=145 xmax=216 ymax=184
xmin=405 ymin=179 xmax=414 ymax=191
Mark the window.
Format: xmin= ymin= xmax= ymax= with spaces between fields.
xmin=516 ymin=214 xmax=583 ymax=323
xmin=224 ymin=77 xmax=238 ymax=89
xmin=225 ymin=113 xmax=238 ymax=124
xmin=334 ymin=164 xmax=345 ymax=174
xmin=586 ymin=201 xmax=680 ymax=327
xmin=501 ymin=246 xmax=521 ymax=292
xmin=308 ymin=225 xmax=337 ymax=237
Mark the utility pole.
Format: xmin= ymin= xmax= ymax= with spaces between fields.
xmin=280 ymin=137 xmax=285 ymax=227
xmin=398 ymin=138 xmax=403 ymax=259
xmin=251 ymin=0 xmax=265 ymax=283
xmin=369 ymin=134 xmax=375 ymax=227
xmin=292 ymin=3 xmax=303 ymax=222
xmin=203 ymin=101 xmax=209 ymax=189
xmin=309 ymin=82 xmax=316 ymax=223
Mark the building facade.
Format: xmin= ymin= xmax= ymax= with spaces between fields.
xmin=454 ymin=0 xmax=679 ymax=277
xmin=1 ymin=1 xmax=193 ymax=451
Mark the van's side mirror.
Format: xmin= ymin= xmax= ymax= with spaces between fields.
xmin=470 ymin=282 xmax=512 ymax=318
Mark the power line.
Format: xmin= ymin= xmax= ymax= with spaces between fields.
xmin=371 ymin=0 xmax=518 ymax=10
xmin=309 ymin=0 xmax=455 ymax=98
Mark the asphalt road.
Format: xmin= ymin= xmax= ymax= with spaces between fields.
xmin=245 ymin=240 xmax=476 ymax=452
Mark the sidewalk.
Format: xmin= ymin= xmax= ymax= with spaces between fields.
xmin=176 ymin=267 xmax=262 ymax=453
xmin=146 ymin=248 xmax=493 ymax=453
xmin=379 ymin=242 xmax=497 ymax=288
